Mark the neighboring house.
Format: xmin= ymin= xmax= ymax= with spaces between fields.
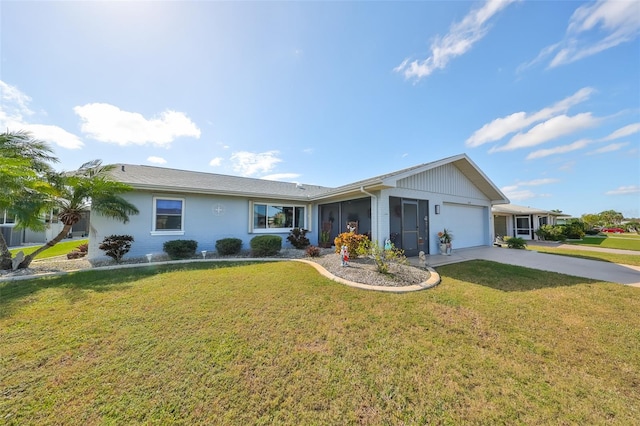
xmin=87 ymin=153 xmax=509 ymax=261
xmin=0 ymin=209 xmax=89 ymax=248
xmin=492 ymin=204 xmax=570 ymax=241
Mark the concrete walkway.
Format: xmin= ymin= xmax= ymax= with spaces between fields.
xmin=411 ymin=242 xmax=640 ymax=287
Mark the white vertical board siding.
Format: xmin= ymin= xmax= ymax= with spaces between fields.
xmin=442 ymin=203 xmax=487 ymax=248
xmin=397 ymin=163 xmax=487 ymax=200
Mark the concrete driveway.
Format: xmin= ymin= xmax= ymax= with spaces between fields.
xmin=415 ymin=242 xmax=640 ymax=287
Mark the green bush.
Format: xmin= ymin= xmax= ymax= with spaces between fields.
xmin=163 ymin=239 xmax=198 ymax=259
xmin=250 ymin=235 xmax=282 ymax=257
xmin=356 ymin=240 xmax=407 ymax=274
xmin=98 ymin=235 xmax=134 ymax=263
xmin=562 ymin=220 xmax=587 ymax=239
xmin=505 ymin=236 xmax=527 ymax=249
xmin=287 ymin=228 xmax=310 ymax=249
xmin=535 ymin=225 xmax=566 ymax=241
xmin=215 ymin=238 xmax=242 ymax=256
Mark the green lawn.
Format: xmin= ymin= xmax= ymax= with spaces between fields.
xmin=1 ymin=261 xmax=638 ymax=425
xmin=566 ymin=234 xmax=640 ymax=251
xmin=528 ymin=246 xmax=640 ymax=266
xmin=528 ymin=234 xmax=640 ymax=266
xmin=8 ymin=239 xmax=88 ymax=260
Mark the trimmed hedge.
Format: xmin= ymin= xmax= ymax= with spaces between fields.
xmin=250 ymin=235 xmax=282 ymax=257
xmin=163 ymin=239 xmax=198 ymax=259
xmin=216 ymin=238 xmax=243 ymax=256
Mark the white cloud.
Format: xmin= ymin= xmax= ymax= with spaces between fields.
xmin=587 ymin=142 xmax=629 ymax=155
xmin=501 ymin=188 xmax=550 ymax=201
xmin=602 ymin=123 xmax=640 ymax=141
xmin=74 ymin=103 xmax=201 ymax=146
xmin=395 ymin=0 xmax=516 ymax=80
xmin=501 ymin=178 xmax=557 ymax=200
xmin=0 ymin=80 xmax=84 ymax=149
xmin=606 ymin=185 xmax=640 ymax=195
xmin=261 ymin=173 xmax=301 ymax=181
xmin=466 ymin=87 xmax=594 ymax=147
xmin=524 ymin=0 xmax=640 ymax=69
xmin=491 ymin=113 xmax=600 ymax=152
xmin=527 ymin=139 xmax=591 ymax=160
xmin=230 ymin=150 xmax=282 ymax=177
xmin=525 ymin=122 xmax=639 ymax=160
xmin=517 ymin=178 xmax=560 ymax=186
xmin=209 ymin=157 xmax=223 ymax=167
xmin=147 ymin=156 xmax=167 ymax=164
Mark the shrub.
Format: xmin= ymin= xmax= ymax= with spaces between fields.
xmin=98 ymin=235 xmax=134 ymax=263
xmin=216 ymin=238 xmax=242 ymax=256
xmin=506 ymin=236 xmax=527 ymax=249
xmin=535 ymin=225 xmax=566 ymax=241
xmin=334 ymin=232 xmax=370 ymax=259
xmin=356 ymin=240 xmax=407 ymax=274
xmin=287 ymin=228 xmax=310 ymax=249
xmin=250 ymin=235 xmax=282 ymax=257
xmin=562 ymin=220 xmax=587 ymax=240
xmin=163 ymin=239 xmax=198 ymax=259
xmin=67 ymin=242 xmax=89 ymax=259
xmin=305 ymin=245 xmax=321 ymax=257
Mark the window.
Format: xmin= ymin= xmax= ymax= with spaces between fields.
xmin=515 ymin=215 xmax=531 ymax=236
xmin=252 ymin=203 xmax=306 ymax=232
xmin=152 ymin=197 xmax=184 ymax=234
xmin=0 ymin=211 xmax=15 ymax=225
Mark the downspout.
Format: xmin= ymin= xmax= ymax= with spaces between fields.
xmin=360 ymin=186 xmax=378 ymax=243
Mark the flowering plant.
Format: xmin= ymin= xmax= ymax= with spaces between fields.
xmin=437 ymin=228 xmax=453 ymax=244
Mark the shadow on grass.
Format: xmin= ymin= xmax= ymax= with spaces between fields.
xmin=0 ymin=261 xmax=260 ymax=318
xmin=568 ymin=236 xmax=607 ymax=247
xmin=436 ymin=259 xmax=598 ymax=292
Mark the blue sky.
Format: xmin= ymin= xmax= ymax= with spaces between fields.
xmin=1 ymin=0 xmax=638 ymax=218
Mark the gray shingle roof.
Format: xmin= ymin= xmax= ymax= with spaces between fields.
xmin=109 ymin=153 xmax=508 ymax=204
xmin=109 ymin=164 xmax=332 ymax=200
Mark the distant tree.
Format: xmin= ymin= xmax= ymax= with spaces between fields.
xmin=16 ymin=160 xmax=140 ymax=269
xmin=0 ymin=131 xmax=58 ymax=270
xmin=599 ymin=210 xmax=624 ymax=226
xmin=581 ymin=213 xmax=601 ymax=229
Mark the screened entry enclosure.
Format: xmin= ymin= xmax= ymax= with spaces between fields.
xmin=389 ymin=197 xmax=429 ymax=257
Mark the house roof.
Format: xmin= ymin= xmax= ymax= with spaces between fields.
xmin=492 ymin=203 xmax=570 ymax=216
xmin=108 ymin=164 xmax=332 ymax=200
xmin=109 ymin=153 xmax=509 ymax=204
xmin=315 ymin=153 xmax=509 ymax=203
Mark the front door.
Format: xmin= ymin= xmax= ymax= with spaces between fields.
xmin=402 ymin=201 xmax=419 ymax=257
xmin=515 ymin=215 xmax=533 ymax=239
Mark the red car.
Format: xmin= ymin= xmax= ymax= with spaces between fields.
xmin=601 ymin=227 xmax=624 ymax=233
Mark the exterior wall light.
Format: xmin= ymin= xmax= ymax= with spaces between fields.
xmin=435 ymin=205 xmax=440 ymax=214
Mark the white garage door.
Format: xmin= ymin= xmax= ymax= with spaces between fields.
xmin=442 ymin=203 xmax=487 ymax=248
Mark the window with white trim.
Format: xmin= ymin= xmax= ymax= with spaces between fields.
xmin=153 ymin=197 xmax=185 ymax=234
xmin=0 ymin=211 xmax=16 ymax=225
xmin=252 ymin=203 xmax=305 ymax=231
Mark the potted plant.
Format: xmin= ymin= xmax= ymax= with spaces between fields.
xmin=319 ymin=230 xmax=332 ymax=248
xmin=437 ymin=229 xmax=453 ymax=255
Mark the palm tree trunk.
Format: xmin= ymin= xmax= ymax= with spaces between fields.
xmin=17 ymin=224 xmax=73 ymax=269
xmin=0 ymin=232 xmax=13 ymax=270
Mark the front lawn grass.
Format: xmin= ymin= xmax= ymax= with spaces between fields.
xmin=566 ymin=234 xmax=640 ymax=251
xmin=1 ymin=261 xmax=638 ymax=424
xmin=8 ymin=239 xmax=89 ymax=260
xmin=528 ymin=245 xmax=640 ymax=266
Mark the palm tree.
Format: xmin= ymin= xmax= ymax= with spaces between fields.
xmin=0 ymin=131 xmax=58 ymax=270
xmin=16 ymin=160 xmax=140 ymax=269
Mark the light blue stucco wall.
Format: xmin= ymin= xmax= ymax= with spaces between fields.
xmin=88 ymin=191 xmax=318 ymax=262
